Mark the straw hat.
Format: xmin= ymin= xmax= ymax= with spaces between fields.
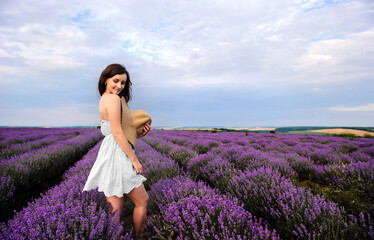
xmin=131 ymin=110 xmax=151 ymax=133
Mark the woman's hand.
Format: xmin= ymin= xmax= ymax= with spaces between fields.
xmin=137 ymin=120 xmax=152 ymax=138
xmin=132 ymin=160 xmax=143 ymax=174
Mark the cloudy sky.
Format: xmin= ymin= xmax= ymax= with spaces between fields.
xmin=0 ymin=0 xmax=373 ymax=128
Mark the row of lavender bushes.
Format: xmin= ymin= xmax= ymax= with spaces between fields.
xmin=0 ymin=128 xmax=89 ymax=159
xmin=0 ymin=139 xmax=130 ymax=239
xmin=135 ymin=138 xmax=279 ymax=239
xmin=0 ymin=129 xmax=103 ymax=221
xmin=0 ymin=127 xmax=93 ymax=150
xmin=142 ymin=130 xmax=374 ymax=239
xmin=145 ymin=176 xmax=279 ymax=240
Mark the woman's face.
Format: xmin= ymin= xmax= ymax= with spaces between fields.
xmin=105 ymin=73 xmax=127 ymax=95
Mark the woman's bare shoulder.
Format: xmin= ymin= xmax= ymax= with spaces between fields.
xmin=103 ymin=94 xmax=120 ymax=102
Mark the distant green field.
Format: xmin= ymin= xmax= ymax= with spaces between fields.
xmin=285 ymin=131 xmax=328 ymax=135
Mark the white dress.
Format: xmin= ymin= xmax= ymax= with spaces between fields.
xmin=82 ymin=95 xmax=146 ymax=197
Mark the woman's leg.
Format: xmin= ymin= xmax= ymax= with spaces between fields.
xmin=125 ymin=183 xmax=149 ymax=238
xmin=105 ymin=195 xmax=125 ymax=224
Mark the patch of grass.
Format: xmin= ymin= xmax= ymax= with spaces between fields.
xmin=296 ymin=180 xmax=372 ymax=216
xmin=330 ymin=133 xmax=358 ymax=138
xmin=363 ymin=133 xmax=374 ymax=138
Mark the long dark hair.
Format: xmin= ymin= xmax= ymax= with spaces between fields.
xmin=98 ymin=63 xmax=132 ymax=103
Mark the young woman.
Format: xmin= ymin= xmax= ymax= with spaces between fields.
xmin=82 ymin=63 xmax=151 ymax=239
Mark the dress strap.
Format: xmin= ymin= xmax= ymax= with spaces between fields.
xmin=100 ymin=94 xmax=109 ymax=121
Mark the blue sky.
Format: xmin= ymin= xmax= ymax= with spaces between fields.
xmin=0 ymin=0 xmax=373 ymax=128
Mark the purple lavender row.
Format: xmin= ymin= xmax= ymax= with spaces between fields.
xmin=144 ymin=176 xmax=279 ymax=240
xmin=0 ymin=130 xmax=103 ymax=220
xmin=147 ymin=130 xmax=374 ymax=163
xmin=314 ymin=159 xmax=374 ymax=199
xmin=0 ymin=127 xmax=50 ymax=140
xmin=0 ymin=131 xmax=82 ymax=160
xmin=141 ymin=135 xmax=178 ymax=154
xmin=137 ymin=139 xmax=280 ymax=239
xmin=142 ymin=135 xmax=197 ymax=169
xmin=186 ymin=146 xmax=374 ymax=238
xmin=143 ymin=135 xmax=296 ymax=182
xmin=145 ymin=131 xmax=218 ymax=154
xmin=144 ymin=134 xmax=296 ymax=180
xmin=151 ymin=131 xmax=374 ymax=169
xmin=0 ymin=129 xmax=102 ymax=169
xmin=216 ymin=144 xmax=298 ymax=179
xmin=0 ymin=140 xmax=132 ymax=240
xmin=135 ymin=139 xmax=181 ymax=189
xmin=0 ymin=127 xmax=92 ymax=139
xmin=276 ymin=147 xmax=374 ymax=203
xmin=145 ymin=132 xmax=219 ymax=154
xmin=140 ymin=138 xmax=277 ymax=234
xmin=228 ymin=166 xmax=374 ymax=239
xmin=192 ymin=133 xmax=373 ymax=190
xmin=0 ymin=127 xmax=92 ymax=150
xmin=146 ymin=130 xmax=197 ymax=146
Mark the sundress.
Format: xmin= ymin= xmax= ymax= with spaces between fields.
xmin=82 ymin=94 xmax=147 ymax=197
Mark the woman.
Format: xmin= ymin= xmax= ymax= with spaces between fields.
xmin=82 ymin=63 xmax=151 ymax=239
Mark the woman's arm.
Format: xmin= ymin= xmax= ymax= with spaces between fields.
xmin=105 ymin=94 xmax=142 ymax=172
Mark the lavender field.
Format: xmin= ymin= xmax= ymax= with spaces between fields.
xmin=0 ymin=128 xmax=373 ymax=239
xmin=0 ymin=127 xmax=103 ymax=222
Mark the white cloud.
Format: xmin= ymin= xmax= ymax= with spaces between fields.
xmin=327 ymin=103 xmax=374 ymax=112
xmin=284 ymin=27 xmax=374 ymax=85
xmin=1 ymin=0 xmax=373 ymax=89
xmin=294 ymin=53 xmax=338 ymax=70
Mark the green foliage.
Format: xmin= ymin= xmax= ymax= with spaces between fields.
xmin=143 ymin=166 xmax=179 ymax=190
xmin=275 ymin=126 xmax=336 ymax=133
xmin=169 ymin=148 xmax=197 ymax=169
xmin=188 ymin=154 xmax=235 ymax=191
xmin=363 ymin=134 xmax=374 ymax=138
xmin=288 ymin=159 xmax=315 ymax=181
xmin=330 ymin=133 xmax=358 ymax=139
xmin=143 ymin=137 xmax=174 ymax=154
xmin=191 ymin=141 xmax=219 ymax=154
xmin=298 ymin=180 xmax=372 ymax=216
